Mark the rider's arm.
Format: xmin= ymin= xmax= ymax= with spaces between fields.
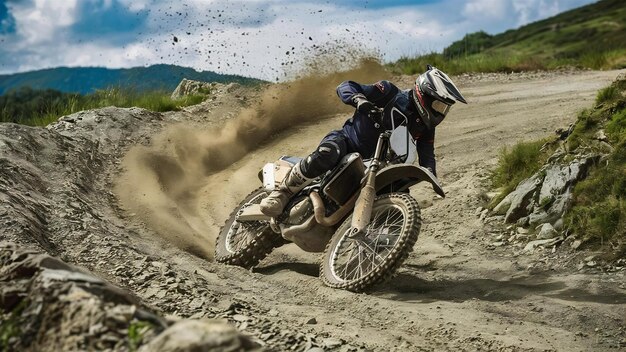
xmin=336 ymin=80 xmax=399 ymax=107
xmin=413 ymin=128 xmax=437 ymax=177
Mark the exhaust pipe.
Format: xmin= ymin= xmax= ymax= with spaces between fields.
xmin=309 ymin=191 xmax=359 ymax=227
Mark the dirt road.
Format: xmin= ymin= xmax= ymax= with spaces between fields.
xmin=181 ymin=70 xmax=625 ymax=351
xmin=3 ymin=68 xmax=624 ymax=351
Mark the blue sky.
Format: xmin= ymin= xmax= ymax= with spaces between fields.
xmin=0 ymin=0 xmax=597 ymax=80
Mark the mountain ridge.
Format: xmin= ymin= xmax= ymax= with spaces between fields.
xmin=0 ymin=64 xmax=263 ymax=95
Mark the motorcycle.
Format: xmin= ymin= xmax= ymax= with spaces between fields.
xmin=215 ymin=108 xmax=445 ymax=292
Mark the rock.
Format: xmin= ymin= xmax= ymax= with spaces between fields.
xmin=0 ymin=243 xmax=166 ymax=352
xmin=528 ymin=210 xmax=550 ymax=227
xmin=571 ymin=240 xmax=582 ymax=250
xmin=493 ymin=194 xmax=512 ymax=215
xmin=536 ymin=223 xmax=558 ymax=239
xmin=516 ymin=216 xmax=529 ymax=227
xmin=553 ymin=218 xmax=564 ymax=231
xmin=516 ymin=227 xmax=529 ymax=234
xmin=504 ymin=173 xmax=544 ymax=223
xmin=594 ymin=130 xmax=608 ymax=142
xmin=322 ymin=338 xmax=344 ymax=348
xmin=139 ymin=319 xmax=260 ymax=352
xmin=170 ymin=79 xmax=215 ymax=100
xmin=232 ymin=314 xmax=251 ymax=322
xmin=523 ymin=238 xmax=561 ymax=252
xmin=486 ymin=191 xmax=500 ymax=200
xmin=225 ymin=82 xmax=240 ymax=93
xmin=306 ymin=318 xmax=317 ymax=325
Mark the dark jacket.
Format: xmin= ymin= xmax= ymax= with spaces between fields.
xmin=336 ymin=80 xmax=437 ymax=175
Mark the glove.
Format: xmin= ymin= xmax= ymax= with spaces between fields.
xmin=352 ymin=94 xmax=375 ymax=114
xmin=352 ymin=94 xmax=383 ymax=127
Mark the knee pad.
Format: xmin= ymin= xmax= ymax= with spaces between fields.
xmin=301 ymin=141 xmax=342 ymax=178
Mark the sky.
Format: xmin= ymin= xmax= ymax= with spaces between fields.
xmin=0 ymin=0 xmax=597 ymax=80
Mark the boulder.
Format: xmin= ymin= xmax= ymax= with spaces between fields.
xmin=0 ymin=242 xmax=165 ymax=352
xmin=171 ymin=79 xmax=216 ymax=100
xmin=504 ymin=173 xmax=544 ymax=223
xmin=523 ymin=237 xmax=561 ymax=252
xmin=537 ymin=223 xmax=559 ymax=239
xmin=528 ymin=210 xmax=550 ymax=227
xmin=0 ymin=243 xmax=257 ymax=352
xmin=493 ymin=193 xmax=512 ymax=215
xmin=538 ymin=157 xmax=593 ymax=203
xmin=139 ymin=319 xmax=260 ymax=352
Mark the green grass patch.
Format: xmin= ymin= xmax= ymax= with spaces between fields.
xmin=489 ymin=139 xmax=556 ymax=207
xmin=1 ymin=86 xmax=207 ymax=126
xmin=564 ymin=78 xmax=626 ymax=254
xmin=1 ymin=300 xmax=27 ymax=351
xmin=390 ymin=0 xmax=626 ymax=75
xmin=566 ymin=145 xmax=626 ymax=252
xmin=128 ymin=320 xmax=154 ymax=352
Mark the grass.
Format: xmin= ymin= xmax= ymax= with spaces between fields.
xmin=564 ymin=79 xmax=626 ymax=254
xmin=390 ymin=49 xmax=626 ymax=77
xmin=1 ymin=87 xmax=207 ymax=127
xmin=489 ymin=139 xmax=556 ymax=207
xmin=390 ymin=0 xmax=626 ymax=75
xmin=0 ymin=300 xmax=27 ymax=351
xmin=128 ymin=320 xmax=154 ymax=352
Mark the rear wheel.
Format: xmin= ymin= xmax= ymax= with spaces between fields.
xmin=215 ymin=187 xmax=285 ymax=268
xmin=320 ymin=193 xmax=421 ymax=292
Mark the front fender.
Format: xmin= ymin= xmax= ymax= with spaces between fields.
xmin=375 ymin=164 xmax=445 ymax=198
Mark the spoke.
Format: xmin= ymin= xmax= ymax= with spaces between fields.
xmin=330 ymin=204 xmax=407 ymax=282
xmin=359 ymin=240 xmax=387 ymax=264
xmin=341 ymin=241 xmax=358 ymax=279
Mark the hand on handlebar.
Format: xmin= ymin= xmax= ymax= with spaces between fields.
xmin=352 ymin=94 xmax=383 ymax=128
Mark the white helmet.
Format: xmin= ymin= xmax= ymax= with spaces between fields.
xmin=410 ymin=65 xmax=467 ymax=130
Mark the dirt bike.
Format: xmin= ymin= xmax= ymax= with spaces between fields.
xmin=215 ymin=109 xmax=445 ymax=292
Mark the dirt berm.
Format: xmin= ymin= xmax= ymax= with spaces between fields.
xmin=1 ymin=66 xmax=625 ymax=351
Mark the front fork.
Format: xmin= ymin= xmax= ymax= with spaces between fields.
xmin=349 ymin=132 xmax=390 ymax=237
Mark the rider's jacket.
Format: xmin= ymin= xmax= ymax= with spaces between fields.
xmin=336 ymin=80 xmax=437 ymax=175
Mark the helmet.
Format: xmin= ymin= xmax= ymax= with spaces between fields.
xmin=410 ymin=65 xmax=467 ymax=130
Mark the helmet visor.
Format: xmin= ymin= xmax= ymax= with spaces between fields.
xmin=431 ymin=99 xmax=451 ymax=116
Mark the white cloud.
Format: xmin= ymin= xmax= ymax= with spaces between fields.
xmin=512 ymin=0 xmax=561 ymax=26
xmin=9 ymin=0 xmax=78 ymax=45
xmin=0 ymin=0 xmax=599 ymax=79
xmin=463 ymin=0 xmax=507 ymax=19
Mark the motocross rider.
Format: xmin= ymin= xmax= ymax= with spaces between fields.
xmin=260 ymin=65 xmax=467 ymax=217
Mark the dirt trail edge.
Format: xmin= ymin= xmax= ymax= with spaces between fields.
xmin=1 ymin=69 xmax=624 ymax=351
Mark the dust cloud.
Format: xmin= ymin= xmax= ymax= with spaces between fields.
xmin=114 ymin=58 xmax=390 ymax=260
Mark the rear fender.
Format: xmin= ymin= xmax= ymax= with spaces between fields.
xmin=375 ymin=164 xmax=445 ymax=198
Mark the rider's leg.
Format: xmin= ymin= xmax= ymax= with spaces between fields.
xmin=260 ymin=131 xmax=348 ymax=217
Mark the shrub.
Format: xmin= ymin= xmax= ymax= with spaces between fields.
xmin=564 ymin=78 xmax=626 ymax=254
xmin=490 ymin=139 xmax=554 ymax=207
xmin=0 ymin=87 xmax=208 ymax=126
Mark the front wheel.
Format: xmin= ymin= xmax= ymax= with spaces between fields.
xmin=320 ymin=193 xmax=421 ymax=292
xmin=215 ymin=187 xmax=285 ymax=268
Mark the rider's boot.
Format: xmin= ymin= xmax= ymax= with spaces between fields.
xmin=260 ymin=162 xmax=313 ymax=217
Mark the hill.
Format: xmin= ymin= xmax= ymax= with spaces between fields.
xmin=394 ymin=0 xmax=626 ymax=74
xmin=0 ymin=64 xmax=262 ymax=95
